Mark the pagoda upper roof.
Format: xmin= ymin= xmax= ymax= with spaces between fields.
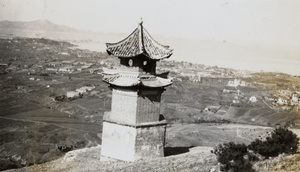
xmin=106 ymin=21 xmax=173 ymax=60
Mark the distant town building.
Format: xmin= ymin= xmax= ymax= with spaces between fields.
xmin=249 ymin=96 xmax=257 ymax=103
xmin=240 ymin=81 xmax=246 ymax=86
xmin=232 ymin=99 xmax=240 ymax=104
xmin=59 ymin=52 xmax=69 ymax=55
xmin=277 ymin=97 xmax=288 ymax=105
xmin=203 ymin=106 xmax=220 ymax=113
xmin=76 ymin=86 xmax=95 ymax=94
xmin=66 ymin=91 xmax=80 ymax=98
xmin=291 ymin=92 xmax=299 ymax=103
xmin=0 ymin=63 xmax=8 ymax=67
xmin=227 ymin=79 xmax=246 ymax=87
xmin=58 ymin=66 xmax=74 ymax=73
xmin=223 ymin=86 xmax=238 ymax=94
xmin=227 ymin=79 xmax=240 ymax=87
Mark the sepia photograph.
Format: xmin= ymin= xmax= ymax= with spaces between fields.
xmin=0 ymin=0 xmax=299 ymax=171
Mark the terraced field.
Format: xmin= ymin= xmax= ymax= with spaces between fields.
xmin=166 ymin=123 xmax=274 ymax=147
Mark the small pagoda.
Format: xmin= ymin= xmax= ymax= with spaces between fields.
xmin=101 ymin=20 xmax=173 ymax=161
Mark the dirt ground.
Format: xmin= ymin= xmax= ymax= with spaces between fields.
xmin=4 ymin=145 xmax=218 ymax=172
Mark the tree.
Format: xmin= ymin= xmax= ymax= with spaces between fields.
xmin=212 ymin=142 xmax=258 ymax=172
xmin=213 ymin=128 xmax=299 ymax=171
xmin=248 ymin=127 xmax=299 ymax=158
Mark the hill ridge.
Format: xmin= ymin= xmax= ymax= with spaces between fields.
xmin=0 ymin=19 xmax=81 ymax=33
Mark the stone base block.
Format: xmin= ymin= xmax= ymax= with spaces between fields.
xmin=100 ymin=121 xmax=166 ymax=162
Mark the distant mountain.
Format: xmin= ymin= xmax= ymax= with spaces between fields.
xmin=0 ymin=20 xmax=298 ymax=75
xmin=0 ymin=19 xmax=99 ymax=44
xmin=0 ymin=19 xmax=81 ymax=33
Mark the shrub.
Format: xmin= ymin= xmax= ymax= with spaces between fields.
xmin=212 ymin=142 xmax=258 ymax=172
xmin=248 ymin=127 xmax=299 ymax=158
xmin=213 ymin=128 xmax=299 ymax=171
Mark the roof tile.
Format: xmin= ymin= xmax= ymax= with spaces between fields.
xmin=106 ymin=22 xmax=172 ymax=60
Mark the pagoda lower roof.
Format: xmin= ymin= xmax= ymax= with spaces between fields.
xmin=102 ymin=69 xmax=172 ymax=88
xmin=106 ymin=22 xmax=173 ymax=60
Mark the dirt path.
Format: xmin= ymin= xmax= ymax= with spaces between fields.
xmin=236 ymin=127 xmax=252 ymax=142
xmin=262 ymin=98 xmax=275 ymax=110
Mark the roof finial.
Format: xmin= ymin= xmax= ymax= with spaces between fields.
xmin=139 ymin=17 xmax=143 ymax=25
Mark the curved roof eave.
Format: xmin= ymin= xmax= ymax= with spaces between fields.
xmin=106 ymin=27 xmax=139 ymax=47
xmin=105 ymin=22 xmax=172 ymax=60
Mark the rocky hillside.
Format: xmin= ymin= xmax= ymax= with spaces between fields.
xmin=5 ymin=146 xmax=218 ymax=172
xmin=6 ymin=129 xmax=300 ymax=172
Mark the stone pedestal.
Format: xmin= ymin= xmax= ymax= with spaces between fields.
xmin=101 ymin=116 xmax=166 ymax=161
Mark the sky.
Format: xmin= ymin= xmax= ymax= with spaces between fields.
xmin=0 ymin=0 xmax=300 ymax=74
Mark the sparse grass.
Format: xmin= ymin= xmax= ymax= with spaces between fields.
xmin=166 ymin=123 xmax=274 ymax=147
xmin=267 ymin=153 xmax=300 ymax=172
xmin=0 ymin=118 xmax=99 ymax=170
